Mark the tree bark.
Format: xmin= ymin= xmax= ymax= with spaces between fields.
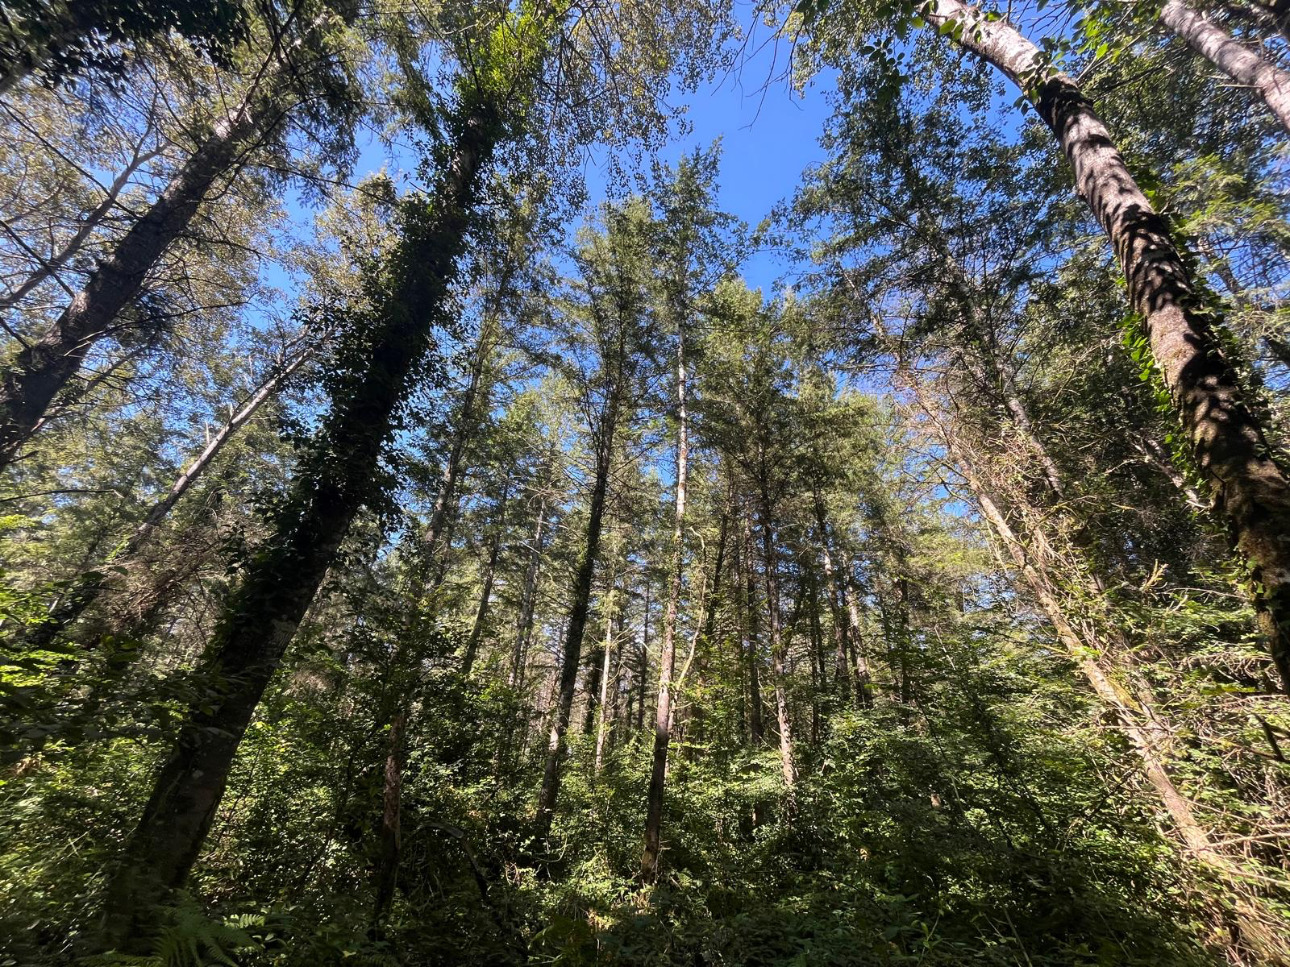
xmin=594 ymin=590 xmax=617 ymax=774
xmin=642 ymin=327 xmax=688 ymax=879
xmin=371 ymin=710 xmax=406 ymax=928
xmin=462 ymin=495 xmax=507 ymax=678
xmin=741 ymin=512 xmax=765 ymax=747
xmin=534 ymin=393 xmax=620 ymax=840
xmin=924 ymin=0 xmax=1290 ymax=692
xmin=756 ymin=472 xmax=797 ymax=801
xmin=1160 ymin=0 xmax=1290 ymax=136
xmin=511 ymin=496 xmax=548 ymax=688
xmin=96 ymin=98 xmax=501 ymax=949
xmin=19 ymin=328 xmax=322 ymax=655
xmin=0 ymin=79 xmax=283 ymax=470
xmin=959 ymin=438 xmax=1287 ymax=965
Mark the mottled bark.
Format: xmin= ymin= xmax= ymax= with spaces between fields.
xmin=1160 ymin=0 xmax=1290 ymax=135
xmin=925 ymin=0 xmax=1290 ymax=691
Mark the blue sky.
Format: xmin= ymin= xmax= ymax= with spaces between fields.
xmin=595 ymin=48 xmax=838 ymax=294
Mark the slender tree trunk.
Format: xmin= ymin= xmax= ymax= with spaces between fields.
xmin=642 ymin=329 xmax=688 ymax=879
xmin=742 ymin=513 xmax=765 ymax=747
xmin=636 ymin=581 xmax=650 ymax=732
xmin=838 ymin=551 xmax=873 ymax=707
xmin=371 ymin=710 xmax=406 ymax=928
xmin=535 ymin=399 xmax=620 ymax=839
xmin=511 ymin=497 xmax=547 ymax=688
xmin=1160 ymin=0 xmax=1290 ymax=135
xmin=19 ymin=331 xmax=320 ymax=654
xmin=756 ymin=474 xmax=797 ymax=801
xmin=958 ymin=436 xmax=1287 ymax=964
xmin=923 ymin=0 xmax=1290 ymax=691
xmin=462 ymin=500 xmax=506 ymax=678
xmin=813 ymin=489 xmax=853 ymax=698
xmin=0 ymin=79 xmax=282 ymax=470
xmin=96 ymin=100 xmax=501 ymax=949
xmin=421 ymin=313 xmax=501 ymax=583
xmin=594 ymin=590 xmax=617 ymax=774
xmin=0 ymin=144 xmax=162 ymax=312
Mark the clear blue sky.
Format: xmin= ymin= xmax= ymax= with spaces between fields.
xmin=589 ymin=45 xmax=838 ymax=294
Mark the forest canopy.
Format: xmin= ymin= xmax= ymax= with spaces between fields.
xmin=1 ymin=0 xmax=1290 ymax=964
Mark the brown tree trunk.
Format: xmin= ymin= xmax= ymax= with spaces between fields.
xmin=0 ymin=79 xmax=282 ymax=470
xmin=1160 ymin=0 xmax=1290 ymax=135
xmin=741 ymin=513 xmax=765 ymax=748
xmin=636 ymin=581 xmax=650 ymax=732
xmin=462 ymin=503 xmax=506 ymax=678
xmin=642 ymin=329 xmax=688 ymax=879
xmin=535 ymin=393 xmax=620 ymax=839
xmin=925 ymin=0 xmax=1290 ymax=691
xmin=371 ymin=710 xmax=406 ymax=927
xmin=510 ymin=497 xmax=548 ymax=688
xmin=96 ymin=101 xmax=500 ymax=950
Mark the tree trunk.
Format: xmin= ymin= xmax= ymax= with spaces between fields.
xmin=961 ymin=441 xmax=1287 ymax=964
xmin=594 ymin=590 xmax=617 ymax=774
xmin=924 ymin=0 xmax=1290 ymax=691
xmin=96 ymin=99 xmax=500 ymax=949
xmin=642 ymin=328 xmax=688 ymax=879
xmin=636 ymin=580 xmax=650 ymax=732
xmin=511 ymin=497 xmax=548 ymax=688
xmin=371 ymin=710 xmax=406 ymax=928
xmin=0 ymin=80 xmax=282 ymax=470
xmin=535 ymin=398 xmax=620 ymax=840
xmin=756 ymin=475 xmax=797 ymax=801
xmin=1160 ymin=0 xmax=1290 ymax=135
xmin=19 ymin=328 xmax=321 ymax=655
xmin=462 ymin=505 xmax=505 ymax=678
xmin=0 ymin=143 xmax=161 ymax=312
xmin=813 ymin=488 xmax=853 ymax=698
xmin=420 ymin=312 xmax=502 ymax=585
xmin=741 ymin=512 xmax=765 ymax=747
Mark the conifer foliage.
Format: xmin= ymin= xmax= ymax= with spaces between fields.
xmin=1 ymin=1 xmax=1289 ymax=964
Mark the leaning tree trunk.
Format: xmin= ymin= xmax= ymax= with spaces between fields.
xmin=921 ymin=0 xmax=1290 ymax=692
xmin=534 ymin=395 xmax=620 ymax=840
xmin=1160 ymin=0 xmax=1290 ymax=135
xmin=96 ymin=96 xmax=502 ymax=951
xmin=20 ymin=327 xmax=322 ymax=656
xmin=642 ymin=328 xmax=689 ymax=879
xmin=0 ymin=80 xmax=283 ymax=471
xmin=904 ymin=358 xmax=1287 ymax=962
xmin=956 ymin=437 xmax=1287 ymax=964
